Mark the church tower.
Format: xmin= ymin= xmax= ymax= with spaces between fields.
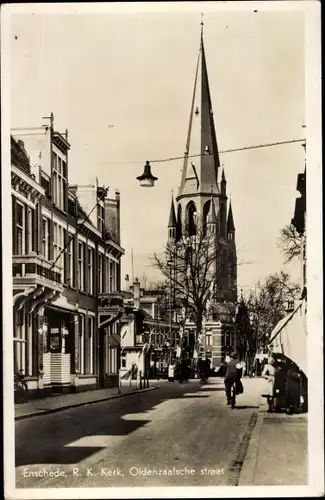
xmin=176 ymin=24 xmax=222 ymax=235
xmin=166 ymin=21 xmax=238 ymax=366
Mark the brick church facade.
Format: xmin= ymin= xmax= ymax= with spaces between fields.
xmin=167 ymin=28 xmax=238 ymax=368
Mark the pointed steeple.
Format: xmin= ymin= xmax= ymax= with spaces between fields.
xmin=221 ymin=167 xmax=227 ymax=195
xmin=227 ymin=201 xmax=235 ymax=233
xmin=168 ymin=197 xmax=177 ymax=228
xmin=207 ymin=195 xmax=218 ymax=225
xmin=168 ymin=197 xmax=177 ymax=242
xmin=178 ymin=24 xmax=221 ymax=199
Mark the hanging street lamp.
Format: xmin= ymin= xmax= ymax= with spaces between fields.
xmin=137 ymin=161 xmax=158 ymax=187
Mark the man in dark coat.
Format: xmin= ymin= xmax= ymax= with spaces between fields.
xmin=285 ymin=361 xmax=301 ymax=414
xmin=224 ymin=352 xmax=242 ymax=404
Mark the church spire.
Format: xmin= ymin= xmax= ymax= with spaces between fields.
xmin=177 ymin=21 xmax=221 ymax=200
xmin=168 ymin=196 xmax=177 ymax=228
xmin=207 ymin=192 xmax=218 ymax=226
xmin=227 ymin=201 xmax=235 ymax=233
xmin=168 ymin=196 xmax=177 ymax=242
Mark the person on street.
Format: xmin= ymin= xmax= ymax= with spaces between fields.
xmin=285 ymin=361 xmax=301 ymax=415
xmin=224 ymin=352 xmax=242 ymax=405
xmin=261 ymin=357 xmax=276 ymax=412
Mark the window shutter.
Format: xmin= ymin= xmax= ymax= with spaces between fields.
xmin=84 ymin=243 xmax=88 ymax=293
xmin=31 ymin=208 xmax=37 ymax=252
xmin=73 ymin=235 xmax=77 ymax=289
xmin=102 ymin=254 xmax=106 ymax=293
xmin=64 ymin=229 xmax=69 ymax=284
xmin=25 ymin=206 xmax=29 ymax=254
xmin=49 ymin=217 xmax=54 ymax=260
xmin=84 ymin=315 xmax=89 ymax=374
xmin=12 ymin=197 xmax=17 ymax=254
xmin=94 ymin=246 xmax=98 ymax=294
xmin=37 ymin=204 xmax=42 ymax=254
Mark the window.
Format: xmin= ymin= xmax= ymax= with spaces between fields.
xmin=14 ymin=310 xmax=26 ymax=374
xmin=41 ymin=174 xmax=51 ymax=198
xmin=69 ymin=234 xmax=75 ymax=287
xmin=109 ymin=261 xmax=114 ymax=292
xmin=26 ymin=208 xmax=32 ymax=254
xmin=206 ymin=334 xmax=212 ymax=346
xmin=105 ymin=256 xmax=110 ymax=292
xmin=88 ymin=316 xmax=94 ymax=374
xmin=16 ymin=202 xmax=25 ymax=255
xmin=53 ymin=223 xmax=64 ymax=273
xmin=78 ymin=242 xmax=85 ymax=292
xmin=79 ymin=315 xmax=84 ymax=374
xmin=88 ymin=248 xmax=94 ymax=295
xmin=52 ymin=152 xmax=67 ymax=211
xmin=41 ymin=218 xmax=49 ymax=259
xmin=97 ymin=204 xmax=104 ymax=233
xmin=98 ymin=254 xmax=103 ymax=293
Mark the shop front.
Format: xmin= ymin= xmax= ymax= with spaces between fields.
xmin=42 ymin=306 xmax=75 ymax=394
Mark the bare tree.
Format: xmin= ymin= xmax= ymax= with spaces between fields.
xmin=278 ymin=223 xmax=302 ymax=263
xmin=247 ymin=271 xmax=301 ymax=348
xmin=153 ymin=223 xmax=236 ymax=344
xmin=138 ymin=275 xmax=167 ymax=292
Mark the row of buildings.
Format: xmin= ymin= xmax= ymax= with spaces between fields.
xmin=12 ymin=27 xmax=243 ymax=397
xmin=11 ymin=116 xmax=180 ymax=397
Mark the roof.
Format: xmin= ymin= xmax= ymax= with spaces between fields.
xmin=268 ymin=299 xmax=305 ymax=345
xmin=177 ymin=32 xmax=221 ymax=199
xmin=11 ymin=136 xmax=33 ymax=178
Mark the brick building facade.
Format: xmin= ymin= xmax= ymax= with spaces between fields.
xmin=12 ymin=114 xmax=124 ymax=397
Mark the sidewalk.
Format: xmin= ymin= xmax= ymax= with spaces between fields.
xmin=239 ymin=384 xmax=308 ymax=486
xmin=15 ymin=383 xmax=157 ymax=421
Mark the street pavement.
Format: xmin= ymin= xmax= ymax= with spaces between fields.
xmin=15 ymin=378 xmax=262 ymax=488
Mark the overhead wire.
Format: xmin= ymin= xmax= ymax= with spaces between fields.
xmin=48 ymin=187 xmax=108 ymax=274
xmin=100 ymin=138 xmax=306 ymax=166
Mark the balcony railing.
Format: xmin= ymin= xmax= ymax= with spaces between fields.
xmin=98 ymin=291 xmax=124 ymax=309
xmin=12 ymin=254 xmax=62 ymax=286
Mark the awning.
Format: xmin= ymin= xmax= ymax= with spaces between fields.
xmin=268 ymin=299 xmax=307 ymax=375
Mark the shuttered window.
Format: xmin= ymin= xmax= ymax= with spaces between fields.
xmin=16 ymin=201 xmax=25 ymax=255
xmin=78 ymin=242 xmax=85 ymax=292
xmin=79 ymin=315 xmax=84 ymax=374
xmin=88 ymin=248 xmax=94 ymax=295
xmin=41 ymin=218 xmax=49 ymax=259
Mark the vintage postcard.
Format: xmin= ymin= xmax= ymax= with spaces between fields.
xmin=1 ymin=1 xmax=323 ymax=499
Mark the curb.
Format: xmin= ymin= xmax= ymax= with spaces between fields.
xmin=238 ymin=395 xmax=266 ymax=486
xmin=15 ymin=386 xmax=157 ymax=422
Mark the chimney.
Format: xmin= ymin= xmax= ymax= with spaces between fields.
xmin=133 ymin=278 xmax=140 ymax=310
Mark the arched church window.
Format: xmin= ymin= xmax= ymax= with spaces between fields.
xmin=186 ymin=202 xmax=197 ymax=236
xmin=202 ymin=200 xmax=211 ymax=237
xmin=176 ymin=204 xmax=182 ymax=241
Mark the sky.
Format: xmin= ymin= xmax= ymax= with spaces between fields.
xmin=8 ymin=4 xmax=306 ymax=293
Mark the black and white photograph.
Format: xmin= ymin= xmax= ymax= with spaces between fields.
xmin=1 ymin=2 xmax=323 ymax=498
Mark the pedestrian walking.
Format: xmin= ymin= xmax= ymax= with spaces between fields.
xmin=261 ymin=357 xmax=276 ymax=412
xmin=224 ymin=352 xmax=243 ymax=405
